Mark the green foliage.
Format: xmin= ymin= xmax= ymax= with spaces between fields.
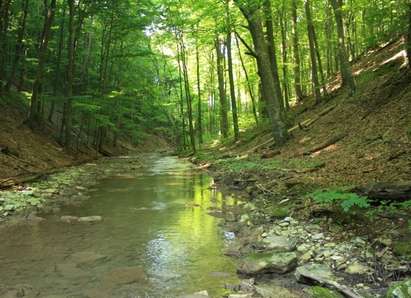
xmin=0 ymin=192 xmax=44 ymax=216
xmin=310 ymin=189 xmax=370 ymax=212
xmin=309 ymin=286 xmax=344 ymax=298
xmin=215 ymin=156 xmax=323 ymax=173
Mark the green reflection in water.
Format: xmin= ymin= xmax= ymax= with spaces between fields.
xmin=0 ymin=155 xmax=239 ymax=297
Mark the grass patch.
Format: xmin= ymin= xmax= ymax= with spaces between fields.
xmin=214 ymin=156 xmax=323 ymax=173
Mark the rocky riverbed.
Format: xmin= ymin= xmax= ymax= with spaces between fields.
xmin=203 ymin=184 xmax=411 ymax=297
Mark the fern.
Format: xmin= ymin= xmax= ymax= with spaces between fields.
xmin=310 ymin=189 xmax=370 ymax=212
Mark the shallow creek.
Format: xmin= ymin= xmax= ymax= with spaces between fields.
xmin=0 ymin=155 xmax=240 ymax=297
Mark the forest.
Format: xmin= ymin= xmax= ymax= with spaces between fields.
xmin=0 ymin=0 xmax=410 ymax=297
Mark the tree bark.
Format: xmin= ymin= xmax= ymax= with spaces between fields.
xmin=330 ymin=0 xmax=356 ymax=95
xmin=177 ymin=42 xmax=186 ymax=149
xmin=29 ymin=0 xmax=57 ymax=125
xmin=263 ymin=0 xmax=284 ymax=112
xmin=215 ymin=37 xmax=229 ymax=139
xmin=180 ymin=35 xmax=196 ymax=153
xmin=279 ymin=3 xmax=290 ymax=109
xmin=195 ymin=35 xmax=203 ymax=145
xmin=408 ymin=2 xmax=411 ymax=67
xmin=305 ymin=0 xmax=321 ymax=104
xmin=226 ymin=30 xmax=240 ymax=140
xmin=235 ymin=3 xmax=288 ymax=144
xmin=6 ymin=0 xmax=29 ymax=91
xmin=291 ymin=0 xmax=304 ymax=101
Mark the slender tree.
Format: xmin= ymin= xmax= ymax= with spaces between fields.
xmin=291 ymin=0 xmax=304 ymax=101
xmin=215 ymin=36 xmax=229 ymax=139
xmin=226 ymin=1 xmax=240 ymax=140
xmin=305 ymin=0 xmax=321 ymax=104
xmin=29 ymin=0 xmax=57 ymax=124
xmin=330 ymin=0 xmax=356 ymax=94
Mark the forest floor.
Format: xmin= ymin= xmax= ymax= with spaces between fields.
xmin=0 ymin=92 xmax=169 ymax=187
xmin=192 ymin=38 xmax=411 ymax=297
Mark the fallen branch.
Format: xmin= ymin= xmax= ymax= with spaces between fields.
xmin=352 ymin=182 xmax=411 ymax=202
xmin=303 ymin=133 xmax=347 ymax=156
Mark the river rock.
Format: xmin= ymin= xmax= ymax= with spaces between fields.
xmin=385 ymin=278 xmax=411 ymax=298
xmin=78 ymin=216 xmax=103 ymax=222
xmin=0 ymin=284 xmax=38 ymax=298
xmin=228 ymin=294 xmax=253 ymax=298
xmin=102 ymin=266 xmax=147 ymax=287
xmin=295 ymin=263 xmax=362 ymax=298
xmin=259 ymin=235 xmax=296 ymax=252
xmin=238 ymin=252 xmax=297 ymax=275
xmin=69 ymin=251 xmax=108 ymax=267
xmin=60 ymin=215 xmax=79 ymax=223
xmin=179 ymin=290 xmax=209 ymax=298
xmin=254 ymin=282 xmax=299 ymax=298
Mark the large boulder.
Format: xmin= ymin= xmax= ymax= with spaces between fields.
xmin=295 ymin=264 xmax=362 ymax=298
xmin=238 ymin=252 xmax=297 ymax=275
xmin=386 ymin=279 xmax=411 ymax=298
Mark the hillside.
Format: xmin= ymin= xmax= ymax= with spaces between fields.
xmin=0 ymin=93 xmax=170 ymax=186
xmin=199 ymin=38 xmax=410 ymax=187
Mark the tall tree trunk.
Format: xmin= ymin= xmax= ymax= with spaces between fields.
xmin=49 ymin=4 xmax=66 ymax=123
xmin=235 ymin=3 xmax=288 ymax=144
xmin=235 ymin=34 xmax=258 ymax=125
xmin=305 ymin=0 xmax=321 ymax=104
xmin=330 ymin=0 xmax=356 ymax=94
xmin=279 ymin=4 xmax=290 ymax=109
xmin=215 ymin=37 xmax=229 ymax=139
xmin=6 ymin=0 xmax=29 ymax=91
xmin=263 ymin=0 xmax=284 ymax=112
xmin=226 ymin=30 xmax=240 ymax=140
xmin=195 ymin=36 xmax=203 ymax=145
xmin=291 ymin=0 xmax=303 ymax=101
xmin=63 ymin=0 xmax=75 ymax=148
xmin=177 ymin=43 xmax=186 ymax=149
xmin=408 ymin=2 xmax=411 ymax=67
xmin=180 ymin=35 xmax=196 ymax=153
xmin=313 ymin=27 xmax=328 ymax=96
xmin=0 ymin=0 xmax=11 ymax=90
xmin=29 ymin=0 xmax=57 ymax=125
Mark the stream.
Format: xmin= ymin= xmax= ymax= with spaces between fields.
xmin=0 ymin=155 xmax=239 ymax=297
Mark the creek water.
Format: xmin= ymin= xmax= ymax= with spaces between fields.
xmin=0 ymin=155 xmax=239 ymax=297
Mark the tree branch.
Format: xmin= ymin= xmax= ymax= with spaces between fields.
xmin=234 ymin=31 xmax=257 ymax=58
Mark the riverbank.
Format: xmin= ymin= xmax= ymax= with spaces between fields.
xmin=0 ymin=91 xmax=171 ymax=189
xmin=189 ymin=40 xmax=411 ymax=297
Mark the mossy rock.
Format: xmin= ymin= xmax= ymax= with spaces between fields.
xmin=386 ymin=278 xmax=411 ymax=298
xmin=393 ymin=240 xmax=411 ymax=260
xmin=267 ymin=206 xmax=289 ymax=219
xmin=309 ymin=286 xmax=344 ymax=298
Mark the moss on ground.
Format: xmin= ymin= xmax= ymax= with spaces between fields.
xmin=309 ymin=286 xmax=344 ymax=298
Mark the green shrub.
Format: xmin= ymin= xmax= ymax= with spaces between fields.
xmin=310 ymin=189 xmax=370 ymax=212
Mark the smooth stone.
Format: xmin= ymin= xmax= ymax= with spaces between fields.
xmin=69 ymin=251 xmax=108 ymax=267
xmin=60 ymin=215 xmax=79 ymax=223
xmin=260 ymin=235 xmax=296 ymax=252
xmin=179 ymin=290 xmax=210 ymax=298
xmin=78 ymin=216 xmax=103 ymax=222
xmin=102 ymin=266 xmax=147 ymax=287
xmin=254 ymin=280 xmax=299 ymax=298
xmin=228 ymin=294 xmax=253 ymax=298
xmin=238 ymin=252 xmax=297 ymax=275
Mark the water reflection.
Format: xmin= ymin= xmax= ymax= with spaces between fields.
xmin=0 ymin=155 xmax=239 ymax=297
